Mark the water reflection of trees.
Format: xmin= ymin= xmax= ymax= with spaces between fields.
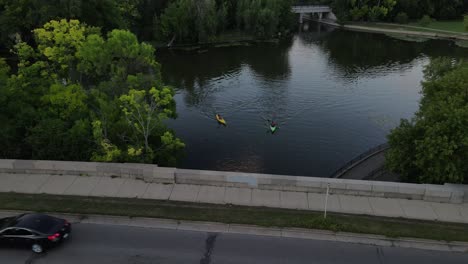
xmin=317 ymin=30 xmax=421 ymax=77
xmin=156 ymin=41 xmax=292 ymax=106
xmin=315 ymin=29 xmax=468 ymax=79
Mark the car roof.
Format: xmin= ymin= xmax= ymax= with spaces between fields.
xmin=8 ymin=213 xmax=63 ymax=233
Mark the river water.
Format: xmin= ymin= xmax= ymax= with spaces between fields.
xmin=157 ymin=23 xmax=467 ymax=177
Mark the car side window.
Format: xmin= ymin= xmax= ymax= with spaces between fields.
xmin=1 ymin=229 xmax=15 ymax=236
xmin=15 ymin=229 xmax=32 ymax=236
xmin=0 ymin=229 xmax=32 ymax=236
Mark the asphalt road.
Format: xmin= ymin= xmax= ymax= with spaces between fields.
xmin=1 ymin=223 xmax=467 ymax=264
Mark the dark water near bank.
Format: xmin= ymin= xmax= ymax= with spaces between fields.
xmin=157 ymin=23 xmax=467 ymax=177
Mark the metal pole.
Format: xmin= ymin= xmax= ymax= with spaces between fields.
xmin=324 ymin=183 xmax=330 ymax=219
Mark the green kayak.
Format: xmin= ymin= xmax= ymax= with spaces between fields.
xmin=270 ymin=125 xmax=277 ymax=133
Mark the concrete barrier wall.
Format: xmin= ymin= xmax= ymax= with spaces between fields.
xmin=0 ymin=159 xmax=465 ymax=204
xmin=0 ymin=159 xmax=174 ymax=184
xmin=444 ymin=184 xmax=468 ymax=203
xmin=175 ymin=169 xmax=465 ymax=204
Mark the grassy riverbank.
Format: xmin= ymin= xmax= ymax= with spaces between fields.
xmin=348 ymin=21 xmax=467 ymax=35
xmin=324 ymin=20 xmax=468 ymax=46
xmin=1 ymin=192 xmax=468 ymax=242
xmin=409 ymin=20 xmax=466 ymax=33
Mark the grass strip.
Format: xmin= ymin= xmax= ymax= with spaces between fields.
xmin=1 ymin=192 xmax=467 ymax=242
xmin=408 ymin=21 xmax=466 ymax=33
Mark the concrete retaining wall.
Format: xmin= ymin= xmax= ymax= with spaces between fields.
xmin=0 ymin=159 xmax=465 ymax=204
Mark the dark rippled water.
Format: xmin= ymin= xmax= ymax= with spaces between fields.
xmin=157 ymin=23 xmax=467 ymax=177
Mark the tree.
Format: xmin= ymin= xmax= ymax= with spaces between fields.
xmin=0 ymin=0 xmax=127 ymax=48
xmin=386 ymin=58 xmax=468 ymax=184
xmin=392 ymin=0 xmax=465 ymax=20
xmin=235 ymin=0 xmax=294 ymax=37
xmin=157 ymin=131 xmax=185 ymax=166
xmin=159 ymin=0 xmax=219 ymax=43
xmin=116 ymin=0 xmax=142 ymax=30
xmin=77 ymin=29 xmax=162 ymax=94
xmin=159 ymin=0 xmax=195 ymax=42
xmin=0 ymin=58 xmax=8 ymax=87
xmin=394 ymin=12 xmax=409 ymax=24
xmin=0 ymin=41 xmax=54 ymax=159
xmin=419 ymin=15 xmax=432 ymax=26
xmin=26 ymin=81 xmax=92 ymax=160
xmin=157 ymin=0 xmax=295 ymax=43
xmin=91 ymin=119 xmax=122 ymax=162
xmin=334 ymin=0 xmax=397 ymax=22
xmin=0 ymin=58 xmax=15 ymax=157
xmin=1 ymin=19 xmax=184 ymax=165
xmin=119 ymin=87 xmax=176 ymax=161
xmin=33 ymin=19 xmax=87 ymax=79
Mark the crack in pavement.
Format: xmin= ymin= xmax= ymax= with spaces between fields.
xmin=376 ymin=247 xmax=385 ymax=264
xmin=200 ymin=233 xmax=218 ymax=264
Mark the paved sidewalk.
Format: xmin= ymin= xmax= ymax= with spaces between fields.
xmin=1 ymin=173 xmax=467 ymax=224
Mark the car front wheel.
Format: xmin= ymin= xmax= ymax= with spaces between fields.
xmin=31 ymin=243 xmax=44 ymax=254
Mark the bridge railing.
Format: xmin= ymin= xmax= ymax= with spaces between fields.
xmin=292 ymin=5 xmax=332 ymax=13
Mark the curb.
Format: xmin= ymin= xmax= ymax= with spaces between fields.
xmin=1 ymin=210 xmax=467 ymax=253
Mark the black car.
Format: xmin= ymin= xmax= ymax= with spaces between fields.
xmin=0 ymin=213 xmax=71 ymax=253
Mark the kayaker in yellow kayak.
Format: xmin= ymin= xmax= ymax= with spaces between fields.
xmin=215 ymin=114 xmax=227 ymax=125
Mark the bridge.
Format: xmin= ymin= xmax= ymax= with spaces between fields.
xmin=292 ymin=5 xmax=336 ymax=23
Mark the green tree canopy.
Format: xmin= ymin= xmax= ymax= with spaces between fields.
xmin=157 ymin=0 xmax=294 ymax=43
xmin=0 ymin=19 xmax=184 ymax=165
xmin=391 ymin=0 xmax=465 ymax=20
xmin=386 ymin=58 xmax=468 ymax=184
xmin=332 ymin=0 xmax=397 ymax=22
xmin=0 ymin=0 xmax=129 ymax=48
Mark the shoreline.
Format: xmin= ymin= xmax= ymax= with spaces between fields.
xmin=154 ymin=39 xmax=281 ymax=51
xmin=152 ymin=34 xmax=292 ymax=51
xmin=315 ymin=19 xmax=468 ymax=44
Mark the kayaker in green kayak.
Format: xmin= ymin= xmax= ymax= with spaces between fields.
xmin=270 ymin=120 xmax=277 ymax=133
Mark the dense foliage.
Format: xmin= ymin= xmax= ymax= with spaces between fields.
xmin=331 ymin=0 xmax=467 ymax=22
xmin=335 ymin=0 xmax=397 ymax=22
xmin=386 ymin=58 xmax=468 ymax=184
xmin=157 ymin=0 xmax=295 ymax=43
xmin=0 ymin=0 xmax=137 ymax=47
xmin=391 ymin=0 xmax=466 ymax=20
xmin=418 ymin=15 xmax=433 ymax=26
xmin=394 ymin=12 xmax=409 ymax=24
xmin=0 ymin=20 xmax=184 ymax=165
xmin=1 ymin=0 xmax=467 ymax=48
xmin=0 ymin=0 xmax=294 ymax=47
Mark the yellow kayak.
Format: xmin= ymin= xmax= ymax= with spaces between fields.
xmin=216 ymin=114 xmax=227 ymax=125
